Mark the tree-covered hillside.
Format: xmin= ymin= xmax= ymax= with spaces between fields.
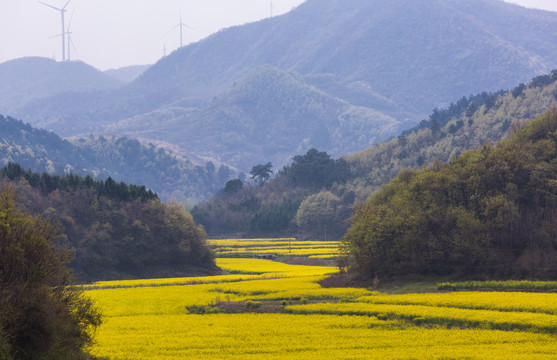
xmin=193 ymin=69 xmax=557 ymax=240
xmin=12 ymin=0 xmax=557 ymax=173
xmin=342 ymin=107 xmax=557 ymax=279
xmin=107 ymin=66 xmax=406 ymax=170
xmin=104 ymin=64 xmax=150 ymax=83
xmin=124 ymin=0 xmax=557 ymax=117
xmin=0 ymin=115 xmax=237 ymax=203
xmin=0 ymin=164 xmax=216 ymax=282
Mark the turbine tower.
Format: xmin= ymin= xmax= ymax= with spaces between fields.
xmin=170 ymin=9 xmax=197 ymax=48
xmin=270 ymin=1 xmax=274 ymax=17
xmin=38 ymin=0 xmax=72 ymax=62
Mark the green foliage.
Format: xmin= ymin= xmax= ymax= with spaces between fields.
xmin=194 ymin=69 xmax=557 ymax=241
xmin=0 ymin=115 xmax=236 ymax=203
xmin=0 ymin=185 xmax=101 ymax=359
xmin=245 ymin=300 xmax=261 ymax=309
xmin=185 ymin=305 xmax=222 ymax=314
xmin=285 ymin=149 xmax=350 ymax=189
xmin=1 ymin=163 xmax=158 ymax=203
xmin=1 ymin=167 xmax=216 ymax=282
xmin=295 ymin=191 xmax=342 ymax=241
xmin=343 ymin=108 xmax=557 ymax=279
xmin=193 ymin=149 xmax=351 ymax=237
xmin=250 ymin=163 xmax=273 ymax=184
xmin=437 ymin=280 xmax=557 ymax=292
xmin=223 ymin=179 xmax=244 ymax=195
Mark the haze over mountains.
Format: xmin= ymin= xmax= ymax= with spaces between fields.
xmin=0 ymin=57 xmax=122 ymax=114
xmin=4 ymin=0 xmax=557 ymax=171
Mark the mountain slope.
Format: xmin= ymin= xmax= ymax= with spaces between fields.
xmin=0 ymin=57 xmax=122 ymax=113
xmin=0 ymin=165 xmax=216 ymax=282
xmin=104 ymin=64 xmax=151 ymax=83
xmin=107 ymin=65 xmax=405 ymax=169
xmin=132 ymin=0 xmax=557 ymax=114
xmin=343 ymin=107 xmax=557 ymax=279
xmin=192 ymin=69 xmax=557 ymax=239
xmin=16 ymin=0 xmax=557 ymax=128
xmin=0 ymin=115 xmax=236 ymax=203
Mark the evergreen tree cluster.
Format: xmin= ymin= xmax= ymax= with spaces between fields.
xmin=1 ymin=163 xmax=158 ymax=203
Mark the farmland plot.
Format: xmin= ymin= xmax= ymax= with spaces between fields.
xmin=86 ymin=240 xmax=557 ymax=359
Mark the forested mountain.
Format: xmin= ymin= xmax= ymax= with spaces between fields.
xmin=0 ymin=115 xmax=237 ymax=203
xmin=0 ymin=57 xmax=122 ymax=114
xmin=0 ymin=164 xmax=216 ymax=282
xmin=104 ymin=64 xmax=150 ymax=83
xmin=342 ymin=107 xmax=557 ymax=279
xmin=107 ymin=65 xmax=406 ymax=170
xmin=193 ymin=69 xmax=557 ymax=240
xmin=11 ymin=0 xmax=557 ymax=171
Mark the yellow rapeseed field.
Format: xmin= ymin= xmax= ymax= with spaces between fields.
xmin=85 ymin=242 xmax=557 ymax=359
xmin=91 ymin=314 xmax=557 ymax=360
xmin=207 ymin=238 xmax=341 ymax=258
xmin=357 ymin=292 xmax=557 ymax=314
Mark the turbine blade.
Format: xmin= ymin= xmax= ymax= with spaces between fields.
xmin=70 ymin=37 xmax=77 ymax=53
xmin=164 ymin=24 xmax=181 ymax=36
xmin=37 ymin=1 xmax=61 ymax=11
xmin=62 ymin=0 xmax=71 ymax=10
xmin=67 ymin=8 xmax=75 ymax=30
xmin=183 ymin=23 xmax=200 ymax=33
xmin=49 ymin=32 xmax=63 ymax=39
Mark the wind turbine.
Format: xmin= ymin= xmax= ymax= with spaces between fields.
xmin=169 ymin=9 xmax=197 ymax=48
xmin=49 ymin=9 xmax=76 ymax=61
xmin=270 ymin=1 xmax=274 ymax=17
xmin=38 ymin=0 xmax=72 ymax=62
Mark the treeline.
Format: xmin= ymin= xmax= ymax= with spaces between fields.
xmin=0 ymin=114 xmax=237 ymax=203
xmin=1 ymin=165 xmax=216 ymax=282
xmin=404 ymin=90 xmax=506 ymax=136
xmin=342 ymin=108 xmax=557 ymax=279
xmin=1 ymin=162 xmax=158 ymax=203
xmin=192 ymin=149 xmax=352 ymax=239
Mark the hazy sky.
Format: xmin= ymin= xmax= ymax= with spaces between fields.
xmin=1 ymin=0 xmax=556 ymax=71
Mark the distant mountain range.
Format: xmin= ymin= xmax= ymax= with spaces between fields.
xmin=104 ymin=64 xmax=151 ymax=83
xmin=0 ymin=115 xmax=237 ymax=203
xmin=0 ymin=57 xmax=122 ymax=114
xmin=4 ymin=0 xmax=557 ymax=171
xmin=105 ymin=65 xmax=406 ymax=170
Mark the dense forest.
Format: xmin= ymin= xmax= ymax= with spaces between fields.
xmin=342 ymin=107 xmax=557 ymax=279
xmin=0 ymin=114 xmax=237 ymax=203
xmin=193 ymin=70 xmax=557 ymax=240
xmin=192 ymin=149 xmax=353 ymax=239
xmin=0 ymin=184 xmax=101 ymax=359
xmin=0 ymin=164 xmax=216 ymax=282
xmin=105 ymin=65 xmax=405 ymax=171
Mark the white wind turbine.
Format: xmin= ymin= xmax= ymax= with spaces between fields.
xmin=38 ymin=0 xmax=72 ymax=62
xmin=169 ymin=9 xmax=198 ymax=48
xmin=49 ymin=9 xmax=76 ymax=61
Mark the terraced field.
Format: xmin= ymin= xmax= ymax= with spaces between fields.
xmin=85 ymin=239 xmax=557 ymax=359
